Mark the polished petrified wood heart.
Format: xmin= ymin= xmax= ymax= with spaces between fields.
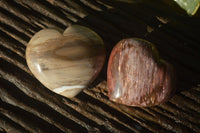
xmin=26 ymin=25 xmax=105 ymax=98
xmin=107 ymin=38 xmax=175 ymax=107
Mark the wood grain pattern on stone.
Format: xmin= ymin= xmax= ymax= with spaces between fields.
xmin=107 ymin=38 xmax=176 ymax=107
xmin=1 ymin=0 xmax=200 ymax=132
xmin=26 ymin=25 xmax=106 ymax=98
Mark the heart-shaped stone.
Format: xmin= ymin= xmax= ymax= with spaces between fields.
xmin=107 ymin=38 xmax=175 ymax=107
xmin=26 ymin=25 xmax=105 ymax=98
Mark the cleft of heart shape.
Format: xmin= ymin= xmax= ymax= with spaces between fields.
xmin=26 ymin=25 xmax=106 ymax=98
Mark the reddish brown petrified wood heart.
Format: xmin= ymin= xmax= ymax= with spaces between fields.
xmin=107 ymin=38 xmax=176 ymax=107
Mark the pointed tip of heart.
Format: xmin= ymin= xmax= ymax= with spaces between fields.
xmin=53 ymin=85 xmax=86 ymax=98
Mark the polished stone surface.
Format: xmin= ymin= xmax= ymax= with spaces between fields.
xmin=107 ymin=38 xmax=175 ymax=107
xmin=26 ymin=25 xmax=105 ymax=98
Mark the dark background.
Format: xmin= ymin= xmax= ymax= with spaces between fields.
xmin=0 ymin=0 xmax=200 ymax=132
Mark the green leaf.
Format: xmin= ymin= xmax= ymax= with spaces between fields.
xmin=174 ymin=0 xmax=200 ymax=15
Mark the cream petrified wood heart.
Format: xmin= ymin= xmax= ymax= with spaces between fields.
xmin=26 ymin=25 xmax=106 ymax=98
